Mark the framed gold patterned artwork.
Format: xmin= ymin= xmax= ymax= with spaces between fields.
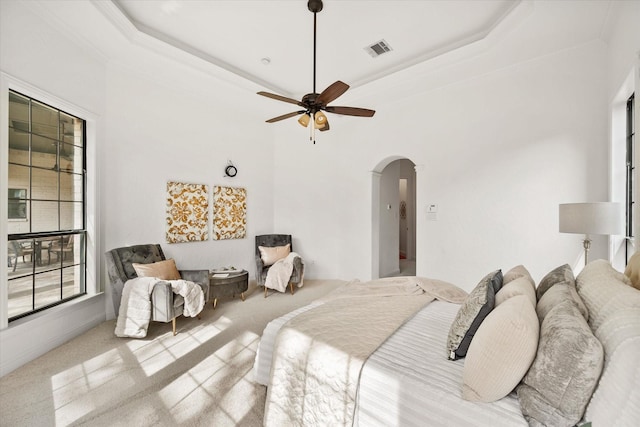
xmin=166 ymin=181 xmax=209 ymax=243
xmin=213 ymin=186 xmax=247 ymax=240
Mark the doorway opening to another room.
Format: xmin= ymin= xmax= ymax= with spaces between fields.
xmin=371 ymin=157 xmax=416 ymax=278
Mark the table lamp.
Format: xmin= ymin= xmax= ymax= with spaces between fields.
xmin=559 ymin=202 xmax=624 ymax=265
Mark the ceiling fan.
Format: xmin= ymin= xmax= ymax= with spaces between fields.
xmin=257 ymin=0 xmax=375 ymax=142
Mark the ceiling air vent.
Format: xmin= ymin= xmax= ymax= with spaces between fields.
xmin=365 ymin=39 xmax=393 ymax=58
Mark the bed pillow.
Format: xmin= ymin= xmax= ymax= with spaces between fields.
xmin=536 ymin=281 xmax=588 ymax=322
xmin=446 ymin=270 xmax=502 ymax=360
xmin=132 ymin=258 xmax=181 ymax=280
xmin=624 ymin=251 xmax=640 ymax=290
xmin=495 ymin=276 xmax=536 ymax=308
xmin=503 ymin=264 xmax=534 ymax=287
xmin=461 ymin=295 xmax=539 ymax=402
xmin=536 ymin=264 xmax=575 ymax=301
xmin=517 ymin=299 xmax=603 ymax=426
xmin=259 ymin=244 xmax=291 ymax=266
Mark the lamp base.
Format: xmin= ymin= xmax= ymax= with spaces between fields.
xmin=583 ymin=236 xmax=592 ymax=266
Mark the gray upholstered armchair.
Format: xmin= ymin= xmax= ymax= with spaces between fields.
xmin=255 ymin=234 xmax=304 ymax=296
xmin=105 ymin=244 xmax=209 ymax=335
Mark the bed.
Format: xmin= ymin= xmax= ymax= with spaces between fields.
xmin=254 ymin=262 xmax=640 ymax=426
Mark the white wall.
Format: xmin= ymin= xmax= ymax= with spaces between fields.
xmin=101 ymin=62 xmax=276 ymax=317
xmin=274 ymin=41 xmax=610 ymax=289
xmin=0 ymin=0 xmax=106 ymax=376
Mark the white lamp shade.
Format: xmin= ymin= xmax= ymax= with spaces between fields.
xmin=559 ymin=202 xmax=624 ymax=236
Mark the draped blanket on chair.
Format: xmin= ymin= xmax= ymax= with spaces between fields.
xmin=264 ymin=252 xmax=303 ymax=293
xmin=114 ymin=277 xmax=204 ymax=338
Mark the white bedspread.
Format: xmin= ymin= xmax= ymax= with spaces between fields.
xmin=356 ymin=301 xmax=527 ymax=426
xmin=262 ymin=277 xmax=468 ymax=426
xmin=114 ymin=277 xmax=204 ymax=338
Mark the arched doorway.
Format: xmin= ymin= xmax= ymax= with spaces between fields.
xmin=371 ymin=157 xmax=417 ymax=278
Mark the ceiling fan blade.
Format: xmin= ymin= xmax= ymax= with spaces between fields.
xmin=258 ymin=91 xmax=303 ymax=107
xmin=325 ymin=106 xmax=376 ymax=117
xmin=316 ymin=81 xmax=349 ymax=105
xmin=265 ymin=110 xmax=306 ymax=123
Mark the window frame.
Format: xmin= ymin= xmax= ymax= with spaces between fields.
xmin=626 ymin=93 xmax=635 ymax=264
xmin=7 ymin=188 xmax=27 ymax=220
xmin=2 ymin=75 xmax=98 ymax=328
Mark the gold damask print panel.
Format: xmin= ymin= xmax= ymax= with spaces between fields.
xmin=213 ymin=186 xmax=247 ymax=240
xmin=166 ymin=181 xmax=209 ymax=243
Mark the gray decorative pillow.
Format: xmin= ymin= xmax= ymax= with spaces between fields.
xmin=536 ymin=281 xmax=588 ymax=323
xmin=536 ymin=264 xmax=575 ymax=301
xmin=446 ymin=270 xmax=502 ymax=360
xmin=517 ymin=299 xmax=603 ymax=426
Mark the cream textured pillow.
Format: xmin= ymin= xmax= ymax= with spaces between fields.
xmin=503 ymin=265 xmax=534 ymax=287
xmin=259 ymin=244 xmax=291 ymax=266
xmin=132 ymin=259 xmax=181 ymax=280
xmin=495 ymin=276 xmax=536 ymax=308
xmin=461 ymin=295 xmax=539 ymax=403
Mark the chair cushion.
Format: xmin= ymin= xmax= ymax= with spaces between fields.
xmin=132 ymin=259 xmax=181 ymax=280
xmin=259 ymin=244 xmax=291 ymax=266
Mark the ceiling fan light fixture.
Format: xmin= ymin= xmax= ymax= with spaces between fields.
xmin=298 ymin=113 xmax=311 ymax=127
xmin=314 ymin=111 xmax=327 ymax=129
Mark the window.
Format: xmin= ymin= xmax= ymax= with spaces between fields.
xmin=7 ymin=90 xmax=86 ymax=321
xmin=626 ymin=93 xmax=635 ymax=263
xmin=8 ymin=188 xmax=27 ymax=219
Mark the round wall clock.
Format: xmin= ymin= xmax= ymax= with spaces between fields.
xmin=225 ymin=165 xmax=237 ymax=177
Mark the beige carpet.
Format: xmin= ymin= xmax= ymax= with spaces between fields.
xmin=0 ymin=280 xmax=347 ymax=427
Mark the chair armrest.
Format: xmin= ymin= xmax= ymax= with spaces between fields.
xmin=291 ymin=256 xmax=304 ymax=284
xmin=179 ymin=270 xmax=210 ymax=301
xmin=151 ymin=280 xmax=175 ymax=322
xmin=255 ymin=256 xmax=265 ymax=286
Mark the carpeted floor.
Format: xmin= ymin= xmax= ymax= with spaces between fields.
xmin=0 ymin=279 xmax=347 ymax=426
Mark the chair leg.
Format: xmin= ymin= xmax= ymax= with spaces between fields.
xmin=241 ymin=292 xmax=245 ymax=301
xmin=172 ymin=317 xmax=177 ymax=336
xmin=213 ymin=298 xmax=218 ymax=309
xmin=264 ymin=286 xmax=268 ymax=298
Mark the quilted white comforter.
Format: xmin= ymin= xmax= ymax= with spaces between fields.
xmin=262 ymin=277 xmax=468 ymax=426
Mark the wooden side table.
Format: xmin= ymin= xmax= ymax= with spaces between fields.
xmin=209 ymin=270 xmax=249 ymax=309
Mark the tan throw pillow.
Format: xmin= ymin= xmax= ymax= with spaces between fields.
xmin=462 ymin=295 xmax=539 ymax=403
xmin=495 ymin=276 xmax=536 ymax=308
xmin=624 ymin=251 xmax=640 ymax=290
xmin=259 ymin=244 xmax=291 ymax=266
xmin=132 ymin=259 xmax=181 ymax=280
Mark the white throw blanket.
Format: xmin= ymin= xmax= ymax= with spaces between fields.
xmin=263 ymin=276 xmax=467 ymax=426
xmin=264 ymin=252 xmax=303 ymax=292
xmin=115 ymin=277 xmax=205 ymax=338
